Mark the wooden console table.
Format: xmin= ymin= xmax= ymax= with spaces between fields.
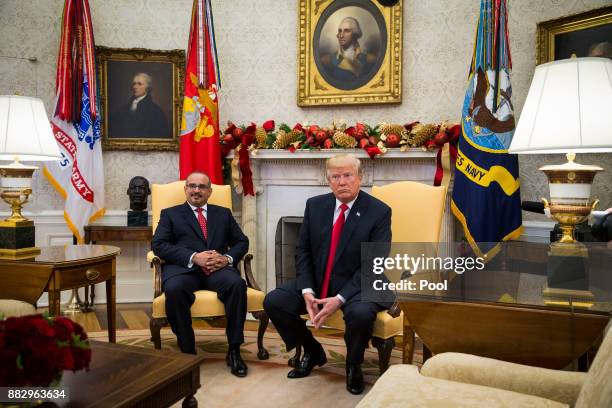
xmin=81 ymin=225 xmax=152 ymax=308
xmin=0 ymin=245 xmax=120 ymax=342
xmin=85 ymin=225 xmax=152 ymax=244
xmin=60 ymin=340 xmax=204 ymax=407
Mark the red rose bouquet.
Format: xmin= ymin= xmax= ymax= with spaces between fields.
xmin=0 ymin=314 xmax=91 ymax=386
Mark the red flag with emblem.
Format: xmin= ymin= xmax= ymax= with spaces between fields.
xmin=179 ymin=0 xmax=223 ymax=183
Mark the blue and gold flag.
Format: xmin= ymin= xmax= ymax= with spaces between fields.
xmin=451 ymin=0 xmax=522 ymax=258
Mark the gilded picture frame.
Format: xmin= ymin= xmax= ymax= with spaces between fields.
xmin=298 ymin=0 xmax=402 ymax=106
xmin=536 ymin=5 xmax=612 ymax=65
xmin=96 ymin=46 xmax=185 ymax=151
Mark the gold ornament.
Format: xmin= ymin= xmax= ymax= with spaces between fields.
xmin=272 ymin=130 xmax=301 ymax=149
xmin=333 ymin=131 xmax=357 ymax=148
xmin=408 ymin=123 xmax=438 ymax=147
xmin=379 ymin=123 xmax=406 ymax=137
xmin=255 ymin=127 xmax=268 ymax=148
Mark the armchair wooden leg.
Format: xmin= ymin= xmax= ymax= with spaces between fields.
xmin=252 ymin=310 xmax=270 ymax=360
xmin=403 ymin=325 xmax=415 ymax=364
xmin=372 ymin=336 xmax=395 ymax=375
xmin=289 ymin=344 xmax=302 ymax=367
xmin=182 ymin=394 xmax=197 ymax=408
xmin=150 ymin=317 xmax=166 ymax=350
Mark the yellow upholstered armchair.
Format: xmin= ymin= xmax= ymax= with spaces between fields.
xmin=358 ymin=323 xmax=612 ymax=408
xmin=292 ymin=181 xmax=446 ymax=374
xmin=148 ymin=181 xmax=269 ymax=359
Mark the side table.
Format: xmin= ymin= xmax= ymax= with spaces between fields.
xmin=81 ymin=225 xmax=152 ymax=309
xmin=0 ymin=245 xmax=121 ymax=342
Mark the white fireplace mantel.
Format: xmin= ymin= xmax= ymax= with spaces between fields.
xmin=229 ymin=149 xmax=453 ymax=291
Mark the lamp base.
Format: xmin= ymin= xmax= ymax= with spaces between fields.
xmin=543 ymin=285 xmax=594 ymax=309
xmin=0 ymin=219 xmax=37 ymax=254
xmin=0 ymin=246 xmax=41 ymax=259
xmin=547 ymin=241 xmax=589 ymax=291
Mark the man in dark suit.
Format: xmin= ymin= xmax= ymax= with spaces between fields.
xmin=264 ymin=154 xmax=392 ymax=394
xmin=151 ymin=171 xmax=249 ymax=377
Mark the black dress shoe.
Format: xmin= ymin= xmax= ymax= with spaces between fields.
xmin=287 ymin=345 xmax=327 ymax=379
xmin=346 ymin=363 xmax=364 ymax=395
xmin=226 ymin=348 xmax=248 ymax=377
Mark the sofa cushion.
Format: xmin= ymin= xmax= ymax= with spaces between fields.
xmin=357 ymin=364 xmax=567 ymax=408
xmin=421 ymin=352 xmax=585 ymax=407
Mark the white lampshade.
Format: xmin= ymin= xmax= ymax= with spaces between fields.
xmin=509 ymin=57 xmax=612 ymax=154
xmin=0 ymin=95 xmax=61 ymax=162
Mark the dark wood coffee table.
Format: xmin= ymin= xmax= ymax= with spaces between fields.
xmin=59 ymin=340 xmax=205 ymax=407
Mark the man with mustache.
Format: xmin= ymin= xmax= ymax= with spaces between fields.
xmin=264 ymin=154 xmax=392 ymax=394
xmin=152 ymin=171 xmax=249 ymax=377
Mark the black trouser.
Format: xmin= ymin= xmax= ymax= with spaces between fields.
xmin=163 ymin=267 xmax=247 ymax=354
xmin=263 ymin=280 xmax=383 ymax=364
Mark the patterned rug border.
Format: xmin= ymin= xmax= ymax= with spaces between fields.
xmin=89 ymin=328 xmax=411 ymax=380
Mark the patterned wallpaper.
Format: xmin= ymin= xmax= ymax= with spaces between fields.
xmin=0 ymin=0 xmax=611 ymax=219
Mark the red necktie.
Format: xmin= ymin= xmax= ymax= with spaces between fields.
xmin=195 ymin=207 xmax=208 ymax=240
xmin=195 ymin=207 xmax=210 ymax=275
xmin=320 ymin=203 xmax=349 ymax=298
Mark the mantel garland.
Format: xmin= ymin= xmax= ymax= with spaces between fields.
xmin=220 ymin=120 xmax=459 ymax=196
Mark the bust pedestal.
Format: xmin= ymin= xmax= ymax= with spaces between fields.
xmin=127 ymin=211 xmax=148 ymax=226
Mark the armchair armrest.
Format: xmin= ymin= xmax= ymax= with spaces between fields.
xmin=387 ymin=301 xmax=400 ymax=318
xmin=148 ymin=250 xmax=164 ymax=298
xmin=242 ymin=254 xmax=262 ymax=291
xmin=421 ymin=352 xmax=586 ymax=407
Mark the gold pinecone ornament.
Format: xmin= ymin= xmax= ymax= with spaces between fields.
xmin=255 ymin=127 xmax=268 ymax=148
xmin=333 ymin=131 xmax=357 ymax=148
xmin=408 ymin=123 xmax=438 ymax=147
xmin=272 ymin=130 xmax=301 ymax=149
xmin=379 ymin=123 xmax=406 ymax=137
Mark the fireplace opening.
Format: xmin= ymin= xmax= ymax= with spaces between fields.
xmin=275 ymin=216 xmax=303 ymax=287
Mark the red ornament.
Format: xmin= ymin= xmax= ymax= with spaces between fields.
xmin=315 ymin=130 xmax=327 ymax=143
xmin=308 ymin=125 xmax=320 ymax=134
xmin=385 ymin=133 xmax=400 ymax=148
xmin=262 ymin=120 xmax=275 ymax=132
xmin=358 ymin=138 xmax=370 ymax=149
xmin=323 ymin=139 xmax=333 ymax=149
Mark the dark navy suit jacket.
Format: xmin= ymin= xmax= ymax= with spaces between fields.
xmin=295 ymin=191 xmax=391 ymax=302
xmin=152 ymin=202 xmax=248 ymax=283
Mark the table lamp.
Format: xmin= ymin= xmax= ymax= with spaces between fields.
xmin=510 ymin=57 xmax=612 ymax=244
xmin=510 ymin=57 xmax=612 ymax=303
xmin=0 ymin=95 xmax=61 ymax=258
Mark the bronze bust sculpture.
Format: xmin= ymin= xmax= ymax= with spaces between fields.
xmin=127 ymin=176 xmax=150 ymax=226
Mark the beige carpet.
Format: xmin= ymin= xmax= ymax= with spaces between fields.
xmin=89 ymin=328 xmax=413 ymax=407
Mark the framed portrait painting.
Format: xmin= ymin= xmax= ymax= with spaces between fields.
xmin=537 ymin=5 xmax=612 ymax=65
xmin=96 ymin=47 xmax=185 ymax=151
xmin=298 ymin=0 xmax=402 ymax=106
